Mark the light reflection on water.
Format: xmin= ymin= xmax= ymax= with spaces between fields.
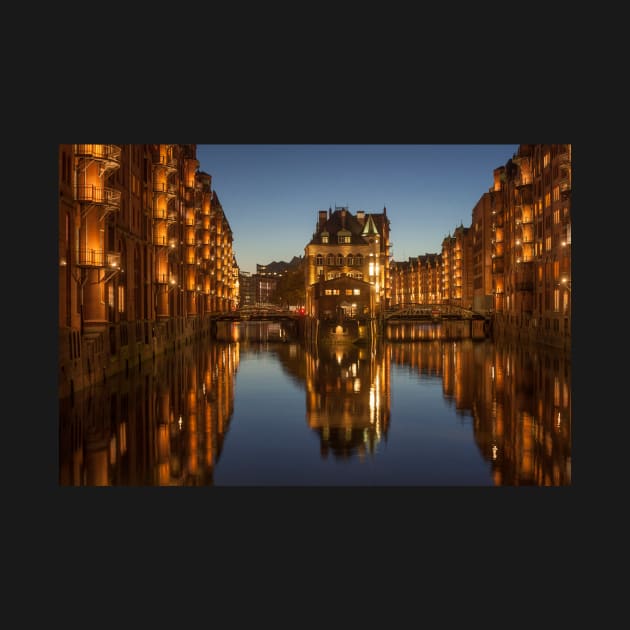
xmin=59 ymin=326 xmax=571 ymax=486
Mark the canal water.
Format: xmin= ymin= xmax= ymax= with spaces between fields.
xmin=59 ymin=322 xmax=571 ymax=486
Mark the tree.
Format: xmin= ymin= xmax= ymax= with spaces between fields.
xmin=270 ymin=259 xmax=305 ymax=308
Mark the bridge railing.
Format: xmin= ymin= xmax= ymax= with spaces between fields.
xmin=384 ymin=303 xmax=487 ymax=320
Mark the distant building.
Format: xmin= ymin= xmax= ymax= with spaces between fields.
xmin=390 ymin=253 xmax=443 ymax=306
xmin=441 ymin=224 xmax=473 ymax=309
xmin=253 ymin=256 xmax=303 ymax=306
xmin=238 ymin=271 xmax=255 ymax=307
xmin=471 ymin=177 xmax=502 ymax=314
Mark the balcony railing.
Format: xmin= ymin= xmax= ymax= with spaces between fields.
xmin=76 ymin=249 xmax=121 ymax=268
xmin=153 ymin=153 xmax=178 ymax=171
xmin=156 ymin=273 xmax=177 ymax=285
xmin=514 ymin=177 xmax=533 ymax=189
xmin=153 ymin=182 xmax=177 ymax=196
xmin=75 ymin=185 xmax=121 ymax=209
xmin=74 ymin=144 xmax=121 ymax=166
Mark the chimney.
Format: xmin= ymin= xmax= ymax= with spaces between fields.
xmin=318 ymin=210 xmax=327 ymax=230
xmin=341 ymin=208 xmax=346 ymax=228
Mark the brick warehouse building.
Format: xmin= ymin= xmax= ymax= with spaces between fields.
xmin=389 ymin=144 xmax=571 ymax=350
xmin=59 ymin=144 xmax=239 ymax=399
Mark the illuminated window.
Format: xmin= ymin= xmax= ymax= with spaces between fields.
xmin=369 ymin=262 xmax=375 ymax=276
xmin=321 ymin=235 xmax=328 ymax=243
xmin=554 ymin=288 xmax=560 ymax=312
xmin=553 ymin=186 xmax=560 ymax=202
xmin=338 ymin=235 xmax=351 ymax=244
xmin=553 ymin=209 xmax=560 ymax=224
xmin=353 ymin=289 xmax=361 ymax=295
xmin=118 ymin=285 xmax=125 ymax=312
xmin=345 ymin=289 xmax=353 ymax=295
xmin=544 ymin=192 xmax=551 ymax=207
xmin=546 ymin=236 xmax=552 ymax=251
xmin=544 ymin=153 xmax=550 ymax=168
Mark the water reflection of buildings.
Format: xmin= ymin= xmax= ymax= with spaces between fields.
xmin=389 ymin=339 xmax=571 ymax=485
xmin=304 ymin=343 xmax=391 ymax=461
xmin=59 ymin=343 xmax=239 ymax=486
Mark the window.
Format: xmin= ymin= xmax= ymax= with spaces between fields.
xmin=321 ymin=235 xmax=328 ymax=244
xmin=336 ymin=254 xmax=344 ymax=265
xmin=546 ymin=235 xmax=552 ymax=252
xmin=347 ymin=255 xmax=354 ymax=265
xmin=353 ymin=289 xmax=361 ymax=295
xmin=326 ymin=254 xmax=334 ymax=265
xmin=338 ymin=235 xmax=351 ymax=244
xmin=553 ymin=186 xmax=560 ymax=202
xmin=315 ymin=254 xmax=323 ymax=265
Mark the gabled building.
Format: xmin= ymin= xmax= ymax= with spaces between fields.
xmin=304 ymin=206 xmax=391 ymax=318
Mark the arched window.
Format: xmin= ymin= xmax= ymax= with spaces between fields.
xmin=315 ymin=254 xmax=324 ymax=266
xmin=326 ymin=254 xmax=334 ymax=265
xmin=336 ymin=254 xmax=344 ymax=266
xmin=347 ymin=254 xmax=354 ymax=266
xmin=355 ymin=254 xmax=363 ymax=266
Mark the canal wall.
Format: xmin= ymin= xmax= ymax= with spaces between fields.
xmin=59 ymin=315 xmax=217 ymax=401
xmin=384 ymin=318 xmax=488 ymax=341
xmin=491 ymin=316 xmax=571 ymax=352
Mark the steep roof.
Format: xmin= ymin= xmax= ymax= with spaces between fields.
xmin=307 ymin=208 xmax=387 ymax=247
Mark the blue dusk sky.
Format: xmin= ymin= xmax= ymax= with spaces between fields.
xmin=196 ymin=144 xmax=519 ymax=275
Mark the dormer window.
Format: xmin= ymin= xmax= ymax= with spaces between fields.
xmin=337 ymin=229 xmax=351 ymax=244
xmin=321 ymin=231 xmax=329 ymax=244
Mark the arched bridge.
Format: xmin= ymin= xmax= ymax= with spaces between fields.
xmin=384 ymin=303 xmax=488 ymax=321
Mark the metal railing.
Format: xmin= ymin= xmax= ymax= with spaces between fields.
xmin=75 ymin=185 xmax=121 ymax=208
xmin=76 ymin=249 xmax=121 ymax=268
xmin=74 ymin=144 xmax=121 ymax=164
